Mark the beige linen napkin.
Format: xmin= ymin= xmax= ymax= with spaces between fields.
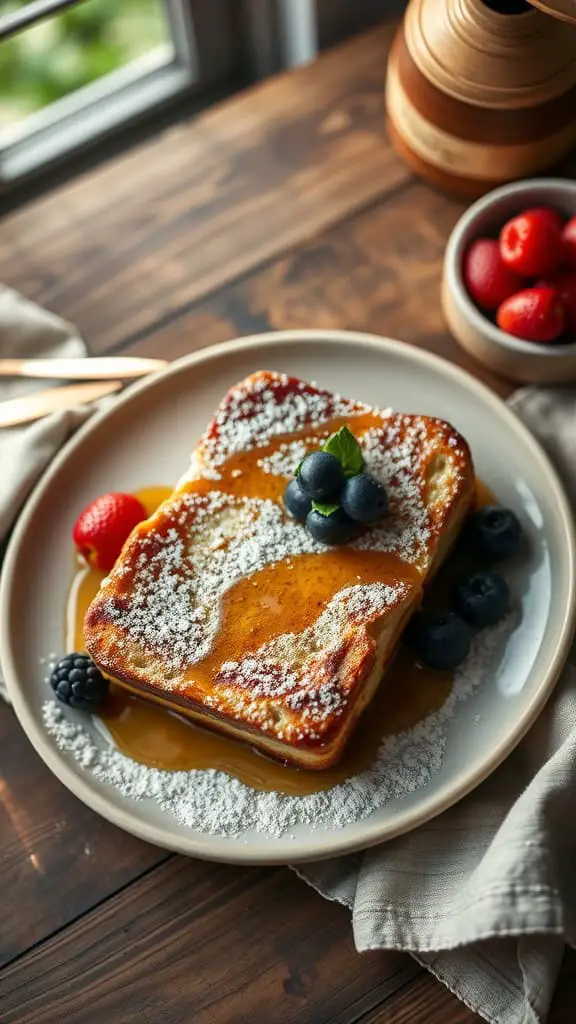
xmin=296 ymin=389 xmax=576 ymax=1024
xmin=0 ymin=284 xmax=90 ymax=701
xmin=0 ymin=285 xmax=91 ymax=539
xmin=1 ymin=288 xmax=575 ymax=1024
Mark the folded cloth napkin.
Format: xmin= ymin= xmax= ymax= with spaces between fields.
xmin=0 ymin=284 xmax=89 ymax=700
xmin=1 ymin=288 xmax=575 ymax=1024
xmin=297 ymin=388 xmax=576 ymax=1024
xmin=0 ymin=285 xmax=91 ymax=538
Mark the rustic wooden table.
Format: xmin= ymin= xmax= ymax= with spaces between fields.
xmin=0 ymin=20 xmax=574 ymax=1024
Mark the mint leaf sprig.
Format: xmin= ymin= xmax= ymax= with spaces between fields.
xmin=286 ymin=422 xmax=387 ymax=541
xmin=321 ymin=425 xmax=364 ymax=478
xmin=311 ymin=500 xmax=340 ymax=517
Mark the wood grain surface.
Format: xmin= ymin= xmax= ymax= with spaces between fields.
xmin=0 ymin=861 xmax=417 ymax=1024
xmin=0 ymin=22 xmax=408 ymax=354
xmin=0 ymin=19 xmax=574 ymax=1024
xmin=0 ymin=705 xmax=167 ymax=968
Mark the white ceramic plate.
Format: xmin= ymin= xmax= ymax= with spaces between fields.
xmin=2 ymin=330 xmax=574 ymax=865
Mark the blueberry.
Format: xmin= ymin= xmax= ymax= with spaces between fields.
xmin=298 ymin=451 xmax=345 ymax=500
xmin=283 ymin=479 xmax=312 ymax=523
xmin=407 ymin=611 xmax=471 ymax=670
xmin=467 ymin=506 xmax=522 ymax=561
xmin=49 ymin=653 xmax=108 ymax=711
xmin=453 ymin=570 xmax=509 ymax=628
xmin=340 ymin=472 xmax=389 ymax=524
xmin=306 ymin=507 xmax=355 ymax=545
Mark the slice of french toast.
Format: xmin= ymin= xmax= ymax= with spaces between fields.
xmin=84 ymin=371 xmax=474 ymax=770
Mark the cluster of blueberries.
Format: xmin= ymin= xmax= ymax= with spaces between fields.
xmin=284 ymin=449 xmax=389 ymax=544
xmin=284 ymin=442 xmax=522 ymax=673
xmin=408 ymin=505 xmax=522 ymax=670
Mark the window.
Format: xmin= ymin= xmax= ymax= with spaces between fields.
xmin=0 ymin=0 xmax=197 ymax=183
xmin=0 ymin=0 xmax=390 ymax=197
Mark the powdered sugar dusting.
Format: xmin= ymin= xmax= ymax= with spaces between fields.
xmin=99 ymin=492 xmax=325 ymax=677
xmin=43 ymin=614 xmax=515 ymax=839
xmin=258 ymin=440 xmax=314 ymax=478
xmin=357 ymin=425 xmax=432 ymax=568
xmin=83 ymin=371 xmax=473 ymax=752
xmin=202 ymin=373 xmax=367 ymax=471
xmin=210 ymin=581 xmax=409 ymax=742
xmin=95 ymin=424 xmax=434 ymax=690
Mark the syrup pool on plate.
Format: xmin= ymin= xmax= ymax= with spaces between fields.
xmin=66 ymin=478 xmax=496 ymax=796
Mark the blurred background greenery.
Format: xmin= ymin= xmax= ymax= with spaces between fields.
xmin=0 ymin=0 xmax=169 ymax=133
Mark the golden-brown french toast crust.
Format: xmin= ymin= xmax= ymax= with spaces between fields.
xmin=84 ymin=371 xmax=474 ymax=769
xmin=99 ymin=621 xmax=377 ymax=756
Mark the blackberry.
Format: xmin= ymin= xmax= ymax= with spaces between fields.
xmin=49 ymin=653 xmax=108 ymax=711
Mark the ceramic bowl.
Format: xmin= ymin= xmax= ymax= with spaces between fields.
xmin=442 ymin=178 xmax=576 ymax=384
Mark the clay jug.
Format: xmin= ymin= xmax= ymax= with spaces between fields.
xmin=385 ymin=0 xmax=576 ymax=196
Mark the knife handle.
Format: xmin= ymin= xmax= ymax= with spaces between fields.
xmin=0 ymin=357 xmax=167 ymax=380
xmin=0 ymin=381 xmax=123 ymax=427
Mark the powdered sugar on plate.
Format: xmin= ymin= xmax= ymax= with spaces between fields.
xmin=42 ymin=613 xmax=515 ymax=840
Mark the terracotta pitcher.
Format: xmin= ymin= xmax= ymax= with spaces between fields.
xmin=385 ymin=0 xmax=576 ymax=196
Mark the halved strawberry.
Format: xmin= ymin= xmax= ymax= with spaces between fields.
xmin=73 ymin=492 xmax=147 ymax=572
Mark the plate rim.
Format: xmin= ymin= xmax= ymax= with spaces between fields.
xmin=2 ymin=328 xmax=575 ymax=865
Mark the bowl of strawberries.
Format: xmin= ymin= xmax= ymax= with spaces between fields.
xmin=442 ymin=178 xmax=576 ymax=384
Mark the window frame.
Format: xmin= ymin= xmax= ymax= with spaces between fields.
xmin=0 ymin=0 xmax=390 ymax=203
xmin=0 ymin=0 xmax=238 ymax=188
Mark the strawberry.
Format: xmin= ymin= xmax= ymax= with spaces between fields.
xmin=562 ymin=216 xmax=576 ymax=271
xmin=537 ymin=270 xmax=576 ymax=332
xmin=73 ymin=492 xmax=147 ymax=571
xmin=496 ymin=287 xmax=565 ymax=343
xmin=523 ymin=206 xmax=565 ymax=233
xmin=499 ymin=208 xmax=564 ymax=277
xmin=463 ymin=238 xmax=523 ymax=310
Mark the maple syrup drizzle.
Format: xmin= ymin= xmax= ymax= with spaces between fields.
xmin=66 ymin=474 xmax=495 ymax=795
xmin=156 ymin=409 xmax=417 ymax=696
xmin=473 ymin=477 xmax=497 ymax=511
xmin=183 ymin=410 xmax=383 ymax=505
xmin=182 ymin=549 xmax=419 ymax=694
xmin=68 ymin=554 xmax=449 ymax=793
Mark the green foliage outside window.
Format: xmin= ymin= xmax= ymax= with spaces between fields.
xmin=0 ymin=0 xmax=169 ymax=127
